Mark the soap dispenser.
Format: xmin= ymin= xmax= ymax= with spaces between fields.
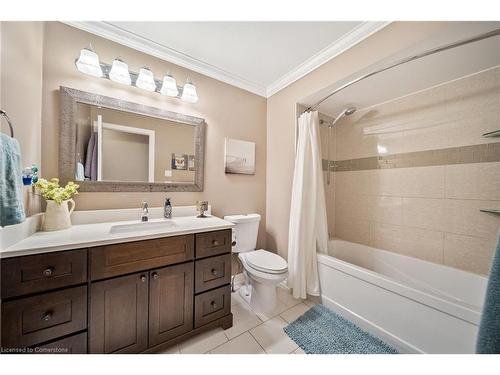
xmin=164 ymin=197 xmax=172 ymax=219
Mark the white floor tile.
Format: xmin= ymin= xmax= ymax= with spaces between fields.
xmin=280 ymin=303 xmax=311 ymax=324
xmin=293 ymin=347 xmax=306 ymax=354
xmin=276 ymin=286 xmax=303 ymax=308
xmin=223 ymin=303 xmax=262 ymax=340
xmin=253 ymin=299 xmax=289 ymax=322
xmin=178 ymin=328 xmax=228 ymax=354
xmin=210 ymin=332 xmax=265 ymax=354
xmin=250 ymin=316 xmax=298 ymax=354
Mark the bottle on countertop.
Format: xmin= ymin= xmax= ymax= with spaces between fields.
xmin=164 ymin=197 xmax=172 ymax=219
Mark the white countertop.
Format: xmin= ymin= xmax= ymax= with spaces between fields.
xmin=1 ymin=215 xmax=234 ymax=258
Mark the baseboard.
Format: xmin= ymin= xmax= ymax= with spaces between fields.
xmin=321 ymin=295 xmax=424 ymax=354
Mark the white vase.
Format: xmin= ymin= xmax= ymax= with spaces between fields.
xmin=43 ymin=199 xmax=75 ymax=231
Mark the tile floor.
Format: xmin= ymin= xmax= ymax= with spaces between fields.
xmin=159 ymin=284 xmax=317 ymax=354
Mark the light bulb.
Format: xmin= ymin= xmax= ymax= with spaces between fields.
xmin=75 ymin=48 xmax=103 ymax=77
xmin=160 ymin=75 xmax=179 ymax=97
xmin=181 ymin=82 xmax=198 ymax=103
xmin=136 ymin=68 xmax=156 ymax=92
xmin=109 ymin=59 xmax=131 ymax=85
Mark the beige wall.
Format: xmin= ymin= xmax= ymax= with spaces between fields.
xmin=0 ymin=22 xmax=44 ymax=217
xmin=330 ymin=67 xmax=500 ymax=275
xmin=38 ymin=22 xmax=267 ymax=247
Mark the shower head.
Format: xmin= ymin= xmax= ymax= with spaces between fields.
xmin=320 ymin=106 xmax=357 ymax=127
xmin=344 ymin=107 xmax=357 ymax=116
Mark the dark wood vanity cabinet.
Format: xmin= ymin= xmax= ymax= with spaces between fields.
xmin=1 ymin=249 xmax=87 ymax=299
xmin=89 ymin=272 xmax=149 ymax=353
xmin=1 ymin=285 xmax=87 ymax=349
xmin=0 ymin=228 xmax=233 ymax=354
xmin=90 ymin=235 xmax=194 ymax=281
xmin=148 ymin=262 xmax=194 ymax=347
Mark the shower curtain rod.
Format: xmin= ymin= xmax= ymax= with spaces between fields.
xmin=304 ymin=28 xmax=500 ymax=114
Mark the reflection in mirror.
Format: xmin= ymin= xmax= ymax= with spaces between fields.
xmin=74 ymin=103 xmax=196 ymax=184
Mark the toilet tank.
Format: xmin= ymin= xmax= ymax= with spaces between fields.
xmin=223 ymin=214 xmax=261 ymax=253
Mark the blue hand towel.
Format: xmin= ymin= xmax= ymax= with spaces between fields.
xmin=0 ymin=133 xmax=26 ymax=227
xmin=477 ymin=231 xmax=500 ymax=354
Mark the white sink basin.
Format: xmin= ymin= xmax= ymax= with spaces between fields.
xmin=110 ymin=220 xmax=177 ymax=234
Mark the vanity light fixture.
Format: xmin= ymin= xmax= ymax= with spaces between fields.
xmin=74 ymin=45 xmax=199 ymax=104
xmin=75 ymin=47 xmax=103 ymax=78
xmin=181 ymin=81 xmax=199 ymax=103
xmin=109 ymin=59 xmax=132 ymax=86
xmin=136 ymin=68 xmax=157 ymax=92
xmin=160 ymin=74 xmax=179 ymax=97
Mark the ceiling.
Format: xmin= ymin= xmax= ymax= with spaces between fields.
xmin=65 ymin=21 xmax=389 ymax=97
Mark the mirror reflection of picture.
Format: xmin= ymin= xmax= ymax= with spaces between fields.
xmin=172 ymin=153 xmax=188 ymax=170
xmin=224 ymin=138 xmax=255 ymax=175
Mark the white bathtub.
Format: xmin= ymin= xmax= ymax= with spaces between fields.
xmin=317 ymin=239 xmax=488 ymax=353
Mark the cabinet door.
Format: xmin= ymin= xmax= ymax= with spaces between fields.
xmin=149 ymin=262 xmax=194 ymax=347
xmin=90 ymin=272 xmax=148 ymax=353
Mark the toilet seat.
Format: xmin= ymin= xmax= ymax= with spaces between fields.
xmin=245 ymin=249 xmax=288 ymax=275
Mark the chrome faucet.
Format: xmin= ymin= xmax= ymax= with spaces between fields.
xmin=141 ymin=201 xmax=149 ymax=222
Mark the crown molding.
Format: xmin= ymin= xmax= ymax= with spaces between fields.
xmin=63 ymin=21 xmax=268 ymax=97
xmin=63 ymin=21 xmax=390 ymax=98
xmin=266 ymin=21 xmax=392 ymax=97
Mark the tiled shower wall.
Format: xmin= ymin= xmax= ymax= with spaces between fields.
xmin=322 ymin=66 xmax=500 ymax=275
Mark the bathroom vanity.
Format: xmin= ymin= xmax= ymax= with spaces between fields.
xmin=0 ymin=87 xmax=235 ymax=354
xmin=0 ymin=216 xmax=234 ymax=354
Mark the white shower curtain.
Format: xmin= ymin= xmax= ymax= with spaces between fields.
xmin=288 ymin=110 xmax=329 ymax=299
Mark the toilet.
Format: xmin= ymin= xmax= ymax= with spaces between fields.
xmin=224 ymin=213 xmax=288 ymax=313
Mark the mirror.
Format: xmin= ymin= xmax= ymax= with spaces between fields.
xmin=60 ymin=87 xmax=205 ymax=192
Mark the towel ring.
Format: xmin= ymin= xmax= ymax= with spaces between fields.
xmin=0 ymin=109 xmax=14 ymax=138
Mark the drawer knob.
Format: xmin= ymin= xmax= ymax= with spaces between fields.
xmin=211 ymin=301 xmax=217 ymax=309
xmin=42 ymin=311 xmax=53 ymax=321
xmin=212 ymin=240 xmax=220 ymax=246
xmin=43 ymin=267 xmax=54 ymax=277
xmin=140 ymin=275 xmax=146 ymax=282
xmin=152 ymin=272 xmax=159 ymax=280
xmin=211 ymin=268 xmax=218 ymax=276
xmin=231 ymin=241 xmax=237 ymax=246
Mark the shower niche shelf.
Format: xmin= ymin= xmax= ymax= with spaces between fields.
xmin=482 ymin=130 xmax=500 ymax=138
xmin=480 ymin=209 xmax=500 ymax=215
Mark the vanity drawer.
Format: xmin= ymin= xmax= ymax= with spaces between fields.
xmin=33 ymin=332 xmax=87 ymax=354
xmin=90 ymin=235 xmax=194 ymax=280
xmin=194 ymin=285 xmax=231 ymax=328
xmin=1 ymin=285 xmax=87 ymax=348
xmin=1 ymin=249 xmax=87 ymax=299
xmin=195 ymin=230 xmax=232 ymax=259
xmin=195 ymin=254 xmax=231 ymax=293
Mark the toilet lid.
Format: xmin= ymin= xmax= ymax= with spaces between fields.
xmin=246 ymin=249 xmax=288 ymax=274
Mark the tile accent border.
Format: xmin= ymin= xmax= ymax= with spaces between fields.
xmin=323 ymin=142 xmax=500 ymax=172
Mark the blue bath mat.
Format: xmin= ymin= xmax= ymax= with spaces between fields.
xmin=284 ymin=304 xmax=398 ymax=354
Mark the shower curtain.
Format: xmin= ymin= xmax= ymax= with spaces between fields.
xmin=288 ymin=110 xmax=329 ymax=299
